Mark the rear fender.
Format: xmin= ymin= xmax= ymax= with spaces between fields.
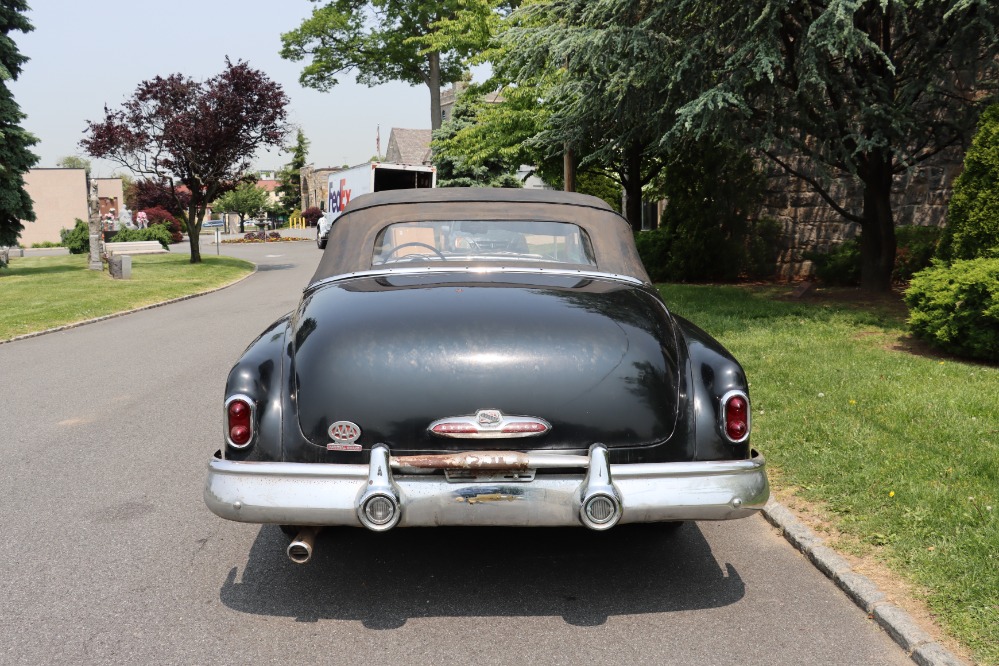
xmin=223 ymin=315 xmax=291 ymax=462
xmin=672 ymin=315 xmax=751 ymax=460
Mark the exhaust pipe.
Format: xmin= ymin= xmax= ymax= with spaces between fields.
xmin=286 ymin=526 xmax=321 ymax=564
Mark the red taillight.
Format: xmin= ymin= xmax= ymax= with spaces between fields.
xmin=230 ymin=425 xmax=250 ymax=443
xmin=501 ymin=422 xmax=549 ymax=434
xmin=227 ymin=398 xmax=253 ymax=448
xmin=724 ymin=394 xmax=749 ymax=442
xmin=432 ymin=423 xmax=478 ymax=435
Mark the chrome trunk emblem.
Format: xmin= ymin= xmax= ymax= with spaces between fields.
xmin=477 ymin=409 xmax=502 ymax=427
xmin=430 ymin=410 xmax=551 ymax=439
xmin=328 ymin=421 xmax=362 ymax=451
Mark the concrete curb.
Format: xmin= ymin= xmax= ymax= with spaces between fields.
xmin=762 ymin=500 xmax=968 ymax=666
xmin=0 ymin=265 xmax=257 ymax=346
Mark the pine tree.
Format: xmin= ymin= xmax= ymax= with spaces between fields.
xmin=275 ymin=129 xmax=309 ymax=217
xmin=939 ymin=105 xmax=999 ymax=261
xmin=0 ymin=0 xmax=39 ymax=248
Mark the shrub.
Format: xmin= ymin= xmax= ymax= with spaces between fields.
xmin=141 ymin=206 xmax=183 ymax=243
xmin=31 ymin=241 xmax=62 ymax=248
xmin=106 ymin=225 xmax=172 ymax=250
xmin=268 ymin=231 xmax=281 ymax=240
xmin=647 ymin=140 xmax=767 ymax=282
xmin=893 ymin=225 xmax=942 ymax=283
xmin=804 ymin=239 xmax=862 ymax=286
xmin=634 ymin=228 xmax=672 ymax=283
xmin=805 ymin=226 xmax=945 ymax=286
xmin=745 ymin=217 xmax=782 ymax=280
xmin=636 ymin=215 xmax=782 ymax=283
xmin=302 ymin=207 xmax=323 ymax=227
xmin=60 ymin=219 xmax=90 ymax=254
xmin=904 ymin=257 xmax=999 ymax=361
xmin=937 ymin=104 xmax=999 ymax=262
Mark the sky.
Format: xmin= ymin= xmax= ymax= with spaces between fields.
xmin=10 ymin=0 xmax=450 ymax=178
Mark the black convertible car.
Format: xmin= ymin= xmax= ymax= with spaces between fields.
xmin=205 ymin=189 xmax=769 ymax=563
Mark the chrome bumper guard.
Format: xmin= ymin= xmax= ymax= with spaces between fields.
xmin=204 ymin=445 xmax=769 ymax=530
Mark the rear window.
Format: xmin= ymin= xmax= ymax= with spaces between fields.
xmin=372 ymin=220 xmax=597 ymax=267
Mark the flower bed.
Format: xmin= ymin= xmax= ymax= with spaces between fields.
xmin=223 ymin=232 xmax=307 ymax=244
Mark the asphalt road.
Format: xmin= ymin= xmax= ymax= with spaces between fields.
xmin=0 ymin=239 xmax=912 ymax=665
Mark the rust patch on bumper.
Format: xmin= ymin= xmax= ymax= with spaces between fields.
xmin=455 ymin=493 xmax=520 ymax=505
xmin=392 ymin=451 xmax=531 ymax=471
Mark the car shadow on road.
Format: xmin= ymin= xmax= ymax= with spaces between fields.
xmin=219 ymin=522 xmax=745 ymax=628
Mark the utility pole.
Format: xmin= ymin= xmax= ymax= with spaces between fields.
xmin=563 ymin=146 xmax=576 ymax=192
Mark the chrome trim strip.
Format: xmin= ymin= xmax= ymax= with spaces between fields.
xmin=428 ymin=410 xmax=552 ymax=439
xmin=204 ymin=450 xmax=769 ymax=527
xmin=305 ymin=266 xmax=647 ymax=293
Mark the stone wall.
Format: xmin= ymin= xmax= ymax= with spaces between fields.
xmin=761 ymin=147 xmax=963 ymax=279
xmin=300 ymin=165 xmax=341 ymax=213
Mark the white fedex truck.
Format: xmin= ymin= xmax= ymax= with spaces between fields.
xmin=316 ymin=162 xmax=437 ymax=249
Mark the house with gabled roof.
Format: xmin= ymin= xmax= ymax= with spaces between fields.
xmin=384 ymin=128 xmax=433 ymax=165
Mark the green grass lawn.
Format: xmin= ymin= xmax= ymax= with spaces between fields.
xmin=0 ymin=253 xmax=254 ymax=341
xmin=660 ymin=284 xmax=998 ymax=665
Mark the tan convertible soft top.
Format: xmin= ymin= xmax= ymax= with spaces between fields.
xmin=309 ymin=188 xmax=651 ymax=285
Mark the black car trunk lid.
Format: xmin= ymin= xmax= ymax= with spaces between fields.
xmin=292 ymin=273 xmax=681 ymax=453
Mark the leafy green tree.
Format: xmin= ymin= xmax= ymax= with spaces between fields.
xmin=432 ymin=78 xmax=623 ymax=206
xmin=81 ymin=59 xmax=289 ymax=263
xmin=433 ymin=78 xmax=554 ymax=177
xmin=280 ymin=0 xmax=513 ymax=130
xmin=432 ymin=94 xmax=521 ymax=187
xmin=646 ymin=0 xmax=999 ymax=292
xmin=491 ymin=1 xmax=683 ymax=229
xmin=0 ymin=0 xmax=38 ymax=248
xmin=56 ymin=155 xmax=91 ymax=175
xmin=489 ymin=0 xmax=998 ymax=289
xmin=275 ymin=129 xmax=309 ymax=217
xmin=212 ymin=181 xmax=271 ymax=233
xmin=938 ymin=104 xmax=999 ymax=261
xmin=116 ymin=172 xmax=135 ymax=210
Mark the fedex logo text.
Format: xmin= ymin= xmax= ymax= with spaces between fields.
xmin=328 ymin=178 xmax=351 ymax=213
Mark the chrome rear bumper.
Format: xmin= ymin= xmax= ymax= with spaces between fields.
xmin=204 ymin=445 xmax=769 ymax=530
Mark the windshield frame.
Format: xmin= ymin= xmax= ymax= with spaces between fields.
xmin=370 ymin=219 xmax=598 ymax=268
xmin=308 ymin=189 xmax=652 ymax=286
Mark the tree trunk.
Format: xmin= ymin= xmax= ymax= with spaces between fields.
xmin=188 ymin=201 xmax=202 ymax=264
xmin=563 ymin=145 xmax=576 ymax=192
xmin=859 ymin=154 xmax=896 ymax=292
xmin=622 ymin=144 xmax=644 ymax=232
xmin=428 ymin=51 xmax=442 ymax=131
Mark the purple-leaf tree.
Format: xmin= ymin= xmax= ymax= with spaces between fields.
xmin=81 ymin=59 xmax=289 ymax=263
xmin=130 ymin=178 xmax=193 ymax=220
